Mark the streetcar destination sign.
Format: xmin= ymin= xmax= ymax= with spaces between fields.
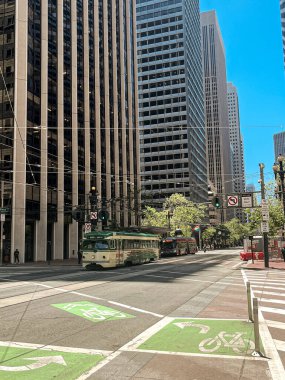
xmin=0 ymin=207 xmax=10 ymax=215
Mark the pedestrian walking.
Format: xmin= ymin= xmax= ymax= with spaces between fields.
xmin=281 ymin=247 xmax=285 ymax=262
xmin=203 ymin=245 xmax=207 ymax=253
xmin=77 ymin=250 xmax=82 ymax=265
xmin=14 ymin=249 xmax=20 ymax=264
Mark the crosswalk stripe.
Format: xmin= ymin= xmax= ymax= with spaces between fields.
xmin=247 ymin=280 xmax=285 ymax=286
xmin=254 ymin=290 xmax=285 ymax=297
xmin=252 ymin=285 xmax=285 ymax=291
xmin=274 ymin=340 xmax=285 ymax=352
xmin=260 ymin=306 xmax=285 ymax=316
xmin=267 ymin=320 xmax=285 ymax=330
xmin=258 ymin=298 xmax=285 ymax=306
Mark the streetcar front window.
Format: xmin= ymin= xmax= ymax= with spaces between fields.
xmin=94 ymin=240 xmax=109 ymax=250
xmin=161 ymin=241 xmax=176 ymax=250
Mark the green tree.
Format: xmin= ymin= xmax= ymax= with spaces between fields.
xmin=224 ymin=218 xmax=249 ymax=245
xmin=142 ymin=194 xmax=207 ymax=236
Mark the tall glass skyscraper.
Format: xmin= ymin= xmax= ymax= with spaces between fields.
xmin=0 ymin=0 xmax=139 ymax=263
xmin=281 ymin=0 xmax=285 ymax=67
xmin=136 ymin=0 xmax=207 ymax=208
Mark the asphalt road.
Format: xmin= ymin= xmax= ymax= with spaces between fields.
xmin=0 ymin=249 xmax=283 ymax=380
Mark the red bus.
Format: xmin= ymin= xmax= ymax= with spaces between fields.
xmin=161 ymin=237 xmax=197 ymax=257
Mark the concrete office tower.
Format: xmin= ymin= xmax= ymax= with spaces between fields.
xmin=227 ymin=83 xmax=245 ymax=194
xmin=137 ymin=0 xmax=207 ymax=208
xmin=201 ymin=11 xmax=233 ymax=221
xmin=274 ymin=131 xmax=285 ymax=160
xmin=281 ymin=0 xmax=285 ymax=67
xmin=0 ymin=0 xmax=140 ymax=263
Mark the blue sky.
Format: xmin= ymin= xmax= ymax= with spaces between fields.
xmin=200 ymin=0 xmax=285 ymax=188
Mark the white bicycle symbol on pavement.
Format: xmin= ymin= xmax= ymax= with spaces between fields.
xmin=199 ymin=331 xmax=254 ymax=354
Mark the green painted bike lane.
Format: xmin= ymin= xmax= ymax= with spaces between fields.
xmin=0 ymin=346 xmax=104 ymax=379
xmin=139 ymin=318 xmax=260 ymax=357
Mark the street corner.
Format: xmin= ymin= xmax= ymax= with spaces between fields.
xmin=0 ymin=343 xmax=106 ymax=380
xmin=138 ymin=318 xmax=259 ymax=358
xmin=51 ymin=301 xmax=135 ymax=323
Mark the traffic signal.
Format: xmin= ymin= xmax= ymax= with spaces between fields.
xmin=212 ymin=197 xmax=221 ymax=209
xmin=98 ymin=210 xmax=109 ymax=222
xmin=89 ymin=186 xmax=97 ymax=208
xmin=72 ymin=207 xmax=84 ymax=222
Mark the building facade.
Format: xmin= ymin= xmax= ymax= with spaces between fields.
xmin=281 ymin=0 xmax=285 ymax=67
xmin=274 ymin=131 xmax=285 ymax=160
xmin=227 ymin=83 xmax=245 ymax=194
xmin=201 ymin=11 xmax=233 ymax=221
xmin=136 ymin=0 xmax=207 ymax=208
xmin=0 ymin=0 xmax=140 ymax=263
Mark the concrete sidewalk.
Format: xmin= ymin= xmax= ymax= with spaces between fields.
xmin=243 ymin=259 xmax=285 ymax=270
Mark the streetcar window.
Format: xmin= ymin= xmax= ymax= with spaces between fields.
xmin=109 ymin=240 xmax=116 ymax=249
xmin=94 ymin=240 xmax=109 ymax=250
xmin=82 ymin=241 xmax=96 ymax=250
xmin=161 ymin=241 xmax=176 ymax=249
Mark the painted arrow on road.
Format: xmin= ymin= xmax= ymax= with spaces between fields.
xmin=174 ymin=322 xmax=210 ymax=334
xmin=0 ymin=356 xmax=67 ymax=372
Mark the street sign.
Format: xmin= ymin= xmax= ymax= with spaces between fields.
xmin=0 ymin=207 xmax=10 ymax=215
xmin=90 ymin=211 xmax=98 ymax=220
xmin=227 ymin=195 xmax=239 ymax=207
xmin=262 ymin=211 xmax=269 ymax=221
xmin=84 ymin=223 xmax=92 ymax=233
xmin=241 ymin=193 xmax=253 ymax=208
xmin=261 ymin=221 xmax=269 ymax=233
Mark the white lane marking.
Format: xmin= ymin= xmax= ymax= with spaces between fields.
xmin=258 ymin=298 xmax=285 ymax=306
xmin=127 ymin=348 xmax=265 ymax=361
xmin=120 ymin=317 xmax=174 ymax=351
xmin=254 ymin=290 xmax=285 ymax=298
xmin=76 ymin=317 xmax=175 ymax=379
xmin=0 ymin=355 xmax=67 ymax=372
xmin=241 ymin=269 xmax=285 ymax=380
xmin=0 ymin=281 xmax=31 ymax=290
xmin=260 ymin=306 xmax=285 ymax=316
xmin=144 ymin=274 xmax=243 ymax=287
xmin=0 ymin=341 xmax=111 ymax=355
xmin=267 ymin=320 xmax=285 ymax=330
xmin=1 ymin=278 xmax=164 ymax=319
xmin=76 ymin=351 xmax=122 ymax=380
xmin=248 ymin=280 xmax=285 ymax=286
xmin=156 ymin=258 xmax=186 ymax=264
xmin=108 ymin=301 xmax=163 ymax=318
xmin=274 ymin=340 xmax=285 ymax=352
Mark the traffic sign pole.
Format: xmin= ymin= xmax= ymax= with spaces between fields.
xmin=259 ymin=164 xmax=269 ymax=268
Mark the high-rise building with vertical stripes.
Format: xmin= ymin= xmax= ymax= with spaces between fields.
xmin=281 ymin=0 xmax=285 ymax=67
xmin=201 ymin=10 xmax=233 ymax=222
xmin=227 ymin=83 xmax=245 ymax=195
xmin=136 ymin=0 xmax=208 ymax=207
xmin=0 ymin=0 xmax=140 ymax=263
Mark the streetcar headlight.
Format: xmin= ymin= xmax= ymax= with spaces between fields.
xmin=92 ymin=255 xmax=95 ymax=259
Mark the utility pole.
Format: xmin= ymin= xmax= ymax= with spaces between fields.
xmin=259 ymin=163 xmax=269 ymax=268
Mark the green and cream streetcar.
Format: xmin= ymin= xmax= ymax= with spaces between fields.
xmin=82 ymin=231 xmax=160 ymax=269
